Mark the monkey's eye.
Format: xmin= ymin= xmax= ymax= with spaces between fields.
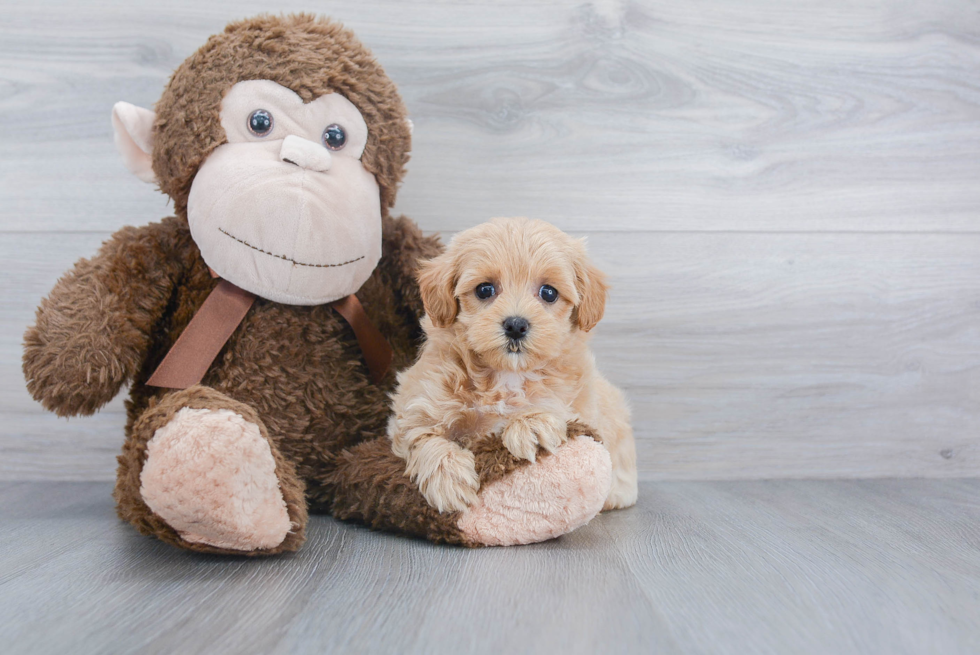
xmin=475 ymin=282 xmax=496 ymax=300
xmin=322 ymin=124 xmax=347 ymax=150
xmin=247 ymin=109 xmax=274 ymax=136
xmin=539 ymin=285 xmax=559 ymax=303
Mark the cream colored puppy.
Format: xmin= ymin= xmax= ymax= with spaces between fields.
xmin=387 ymin=217 xmax=637 ymax=514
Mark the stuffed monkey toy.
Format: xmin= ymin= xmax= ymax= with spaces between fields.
xmin=22 ymin=14 xmax=613 ymax=555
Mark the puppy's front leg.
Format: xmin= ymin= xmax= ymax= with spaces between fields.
xmin=392 ymin=427 xmax=479 ymax=513
xmin=501 ymin=412 xmax=568 ymax=461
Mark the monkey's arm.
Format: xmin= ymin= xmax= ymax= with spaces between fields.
xmin=378 ymin=214 xmax=443 ymax=323
xmin=23 ymin=217 xmax=190 ymax=417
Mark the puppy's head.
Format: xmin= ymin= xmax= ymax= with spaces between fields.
xmin=418 ymin=217 xmax=608 ymax=371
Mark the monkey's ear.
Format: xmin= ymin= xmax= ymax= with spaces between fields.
xmin=572 ymin=248 xmax=609 ymax=332
xmin=111 ymin=102 xmax=156 ymax=184
xmin=417 ymin=252 xmax=458 ymax=328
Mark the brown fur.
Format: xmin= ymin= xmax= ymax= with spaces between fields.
xmin=152 ymin=14 xmax=411 ymax=218
xmin=24 ymin=209 xmax=447 ymax=551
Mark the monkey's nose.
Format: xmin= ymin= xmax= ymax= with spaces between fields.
xmin=279 ymin=135 xmax=332 ymax=172
xmin=502 ymin=316 xmax=530 ymax=341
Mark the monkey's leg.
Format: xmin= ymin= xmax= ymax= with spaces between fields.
xmin=114 ymin=386 xmax=307 ymax=555
xmin=322 ymin=422 xmax=611 ymax=546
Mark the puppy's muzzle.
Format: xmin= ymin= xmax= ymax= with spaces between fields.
xmin=503 ymin=316 xmax=530 ymax=343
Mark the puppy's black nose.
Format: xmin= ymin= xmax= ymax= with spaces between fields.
xmin=503 ymin=316 xmax=530 ymax=341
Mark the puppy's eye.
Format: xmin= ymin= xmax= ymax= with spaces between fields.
xmin=475 ymin=282 xmax=496 ymax=300
xmin=248 ymin=109 xmax=274 ymax=136
xmin=322 ymin=124 xmax=347 ymax=150
xmin=539 ymin=285 xmax=559 ymax=303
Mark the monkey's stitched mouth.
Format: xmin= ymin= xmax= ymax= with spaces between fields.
xmin=218 ymin=228 xmax=365 ymax=268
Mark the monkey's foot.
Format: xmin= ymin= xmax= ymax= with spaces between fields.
xmin=139 ymin=407 xmax=292 ymax=551
xmin=324 ymin=423 xmax=610 ymax=547
xmin=458 ymin=435 xmax=612 ymax=546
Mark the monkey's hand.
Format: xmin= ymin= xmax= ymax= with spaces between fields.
xmin=24 ymin=270 xmax=141 ymax=416
xmin=23 ymin=221 xmax=185 ymax=416
xmin=501 ymin=411 xmax=568 ymax=462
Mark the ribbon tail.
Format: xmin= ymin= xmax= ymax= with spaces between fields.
xmin=331 ymin=294 xmax=394 ymax=385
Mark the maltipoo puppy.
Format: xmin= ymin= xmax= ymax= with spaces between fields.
xmin=387 ymin=217 xmax=637 ymax=514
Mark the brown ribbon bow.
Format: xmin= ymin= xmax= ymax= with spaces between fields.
xmin=146 ymin=279 xmax=393 ymax=389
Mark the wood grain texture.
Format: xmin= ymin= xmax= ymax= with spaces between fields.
xmin=3 ymin=231 xmax=978 ymax=480
xmin=2 ymin=0 xmax=980 ymax=480
xmin=0 ymin=480 xmax=977 ymax=654
xmin=0 ymin=0 xmax=979 ymax=233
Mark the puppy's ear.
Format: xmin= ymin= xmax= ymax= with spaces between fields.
xmin=417 ymin=252 xmax=458 ymax=328
xmin=572 ymin=250 xmax=609 ymax=332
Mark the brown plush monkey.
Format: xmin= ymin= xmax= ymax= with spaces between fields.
xmin=22 ymin=14 xmax=612 ymax=555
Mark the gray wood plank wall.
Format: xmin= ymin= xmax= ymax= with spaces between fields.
xmin=2 ymin=0 xmax=978 ymax=481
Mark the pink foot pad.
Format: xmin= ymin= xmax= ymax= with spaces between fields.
xmin=139 ymin=408 xmax=291 ymax=551
xmin=457 ymin=436 xmax=612 ymax=546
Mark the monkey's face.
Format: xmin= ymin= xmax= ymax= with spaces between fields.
xmin=186 ymin=80 xmax=382 ymax=305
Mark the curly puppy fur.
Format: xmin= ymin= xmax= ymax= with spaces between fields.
xmin=387 ymin=218 xmax=638 ymax=514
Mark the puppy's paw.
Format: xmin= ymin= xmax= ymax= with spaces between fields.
xmin=502 ymin=413 xmax=568 ymax=461
xmin=406 ymin=437 xmax=480 ymax=513
xmin=603 ymin=467 xmax=639 ymax=511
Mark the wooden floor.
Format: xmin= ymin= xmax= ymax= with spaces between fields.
xmin=1 ymin=480 xmax=977 ymax=654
